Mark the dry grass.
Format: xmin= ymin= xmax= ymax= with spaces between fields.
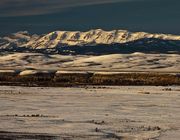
xmin=0 ymin=71 xmax=179 ymax=86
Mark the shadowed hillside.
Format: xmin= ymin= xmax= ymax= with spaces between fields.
xmin=58 ymin=38 xmax=180 ymax=55
xmin=0 ymin=38 xmax=180 ymax=55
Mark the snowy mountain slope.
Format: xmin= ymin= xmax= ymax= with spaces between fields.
xmin=25 ymin=29 xmax=180 ymax=48
xmin=0 ymin=29 xmax=180 ymax=54
xmin=0 ymin=31 xmax=39 ymax=50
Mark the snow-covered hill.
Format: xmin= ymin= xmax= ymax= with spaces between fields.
xmin=0 ymin=52 xmax=180 ymax=72
xmin=1 ymin=29 xmax=180 ymax=54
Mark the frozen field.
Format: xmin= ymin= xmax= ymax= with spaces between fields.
xmin=0 ymin=86 xmax=179 ymax=139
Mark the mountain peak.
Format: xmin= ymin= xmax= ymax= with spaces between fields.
xmin=26 ymin=29 xmax=180 ymax=48
xmin=1 ymin=29 xmax=180 ymax=54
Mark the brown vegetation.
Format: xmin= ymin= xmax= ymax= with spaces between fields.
xmin=0 ymin=72 xmax=179 ymax=86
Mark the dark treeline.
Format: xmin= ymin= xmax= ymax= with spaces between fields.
xmin=0 ymin=72 xmax=179 ymax=86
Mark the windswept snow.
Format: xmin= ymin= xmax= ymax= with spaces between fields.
xmin=0 ymin=53 xmax=179 ymax=72
xmin=0 ymin=86 xmax=180 ymax=139
xmin=19 ymin=70 xmax=39 ymax=76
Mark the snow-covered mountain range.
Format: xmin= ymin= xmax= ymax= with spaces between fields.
xmin=0 ymin=29 xmax=180 ymax=54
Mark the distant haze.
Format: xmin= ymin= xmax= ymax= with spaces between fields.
xmin=0 ymin=0 xmax=180 ymax=35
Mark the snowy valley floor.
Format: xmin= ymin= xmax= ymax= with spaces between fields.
xmin=0 ymin=52 xmax=179 ymax=140
xmin=0 ymin=86 xmax=180 ymax=140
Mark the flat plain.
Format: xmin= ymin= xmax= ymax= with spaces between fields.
xmin=0 ymin=86 xmax=179 ymax=140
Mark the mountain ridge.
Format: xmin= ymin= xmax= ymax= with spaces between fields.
xmin=1 ymin=29 xmax=180 ymax=54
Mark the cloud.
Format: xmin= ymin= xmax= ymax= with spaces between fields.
xmin=0 ymin=0 xmax=135 ymax=17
